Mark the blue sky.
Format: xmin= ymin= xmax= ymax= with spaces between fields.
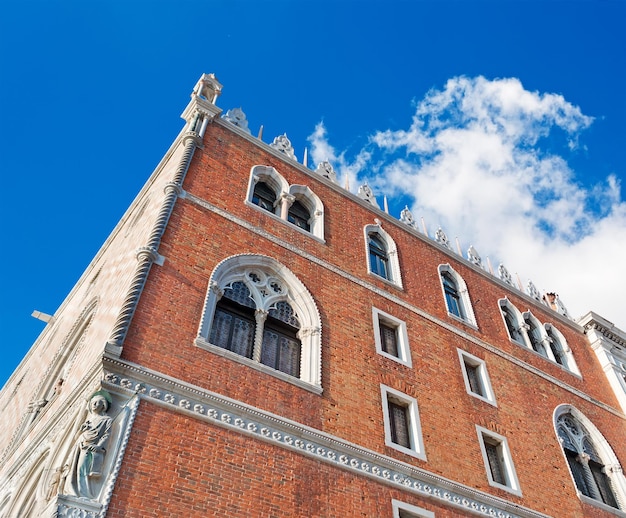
xmin=1 ymin=0 xmax=624 ymax=388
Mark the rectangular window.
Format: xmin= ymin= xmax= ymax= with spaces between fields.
xmin=392 ymin=499 xmax=435 ymax=518
xmin=476 ymin=426 xmax=521 ymax=495
xmin=380 ymin=322 xmax=399 ymax=357
xmin=373 ymin=308 xmax=412 ymax=367
xmin=381 ymin=385 xmax=426 ymax=461
xmin=388 ymin=400 xmax=410 ymax=448
xmin=458 ymin=350 xmax=496 ymax=405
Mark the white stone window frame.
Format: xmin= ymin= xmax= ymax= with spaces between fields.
xmin=392 ymin=499 xmax=435 ymax=518
xmin=245 ymin=165 xmax=325 ymax=241
xmin=438 ymin=264 xmax=477 ymax=328
xmin=364 ymin=223 xmax=403 ymax=289
xmin=553 ymin=404 xmax=626 ymax=512
xmin=380 ymin=384 xmax=426 ymax=461
xmin=196 ymin=254 xmax=322 ymax=392
xmin=457 ymin=349 xmax=496 ymax=406
xmin=373 ymin=307 xmax=412 ymax=367
xmin=544 ymin=323 xmax=581 ymax=376
xmin=498 ymin=298 xmax=529 ymax=347
xmin=476 ymin=425 xmax=522 ymax=496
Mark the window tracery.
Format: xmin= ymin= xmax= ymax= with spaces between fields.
xmin=197 ymin=255 xmax=322 ymax=388
xmin=555 ymin=406 xmax=625 ymax=511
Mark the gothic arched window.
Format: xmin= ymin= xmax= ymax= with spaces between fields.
xmin=368 ymin=234 xmax=390 ymax=280
xmin=499 ymin=299 xmax=525 ymax=344
xmin=287 ymin=199 xmax=311 ymax=231
xmin=524 ymin=313 xmax=547 ymax=356
xmin=555 ymin=407 xmax=625 ymax=511
xmin=251 ymin=181 xmax=277 ymax=213
xmin=246 ymin=166 xmax=325 ymax=240
xmin=197 ymin=255 xmax=322 ymax=389
xmin=364 ymin=224 xmax=402 ymax=288
xmin=438 ymin=265 xmax=476 ymax=326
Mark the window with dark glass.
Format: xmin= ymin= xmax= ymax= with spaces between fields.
xmin=502 ymin=305 xmax=524 ymax=342
xmin=369 ymin=234 xmax=390 ymax=280
xmin=442 ymin=272 xmax=464 ymax=318
xmin=287 ymin=200 xmax=311 ymax=231
xmin=557 ymin=414 xmax=620 ymax=510
xmin=388 ymin=400 xmax=411 ymax=448
xmin=261 ymin=301 xmax=301 ymax=377
xmin=209 ymin=283 xmax=302 ymax=379
xmin=484 ymin=437 xmax=507 ymax=486
xmin=251 ymin=182 xmax=277 ymax=213
xmin=546 ymin=328 xmax=567 ymax=367
xmin=465 ymin=361 xmax=485 ymax=397
xmin=379 ymin=321 xmax=399 ymax=357
xmin=525 ymin=317 xmax=547 ymax=356
xmin=209 ymin=282 xmax=256 ymax=358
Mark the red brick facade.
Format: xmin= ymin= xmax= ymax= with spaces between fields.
xmin=113 ymin=121 xmax=625 ymax=517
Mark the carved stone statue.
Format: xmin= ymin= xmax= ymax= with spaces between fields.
xmin=46 ymin=464 xmax=69 ymax=501
xmin=67 ymin=391 xmax=113 ymax=499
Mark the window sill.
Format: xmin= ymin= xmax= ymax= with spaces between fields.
xmin=195 ymin=337 xmax=323 ymax=395
xmin=466 ymin=390 xmax=497 ymax=407
xmin=486 ymin=479 xmax=523 ymax=497
xmin=368 ymin=271 xmax=404 ymax=291
xmin=447 ymin=312 xmax=478 ymax=330
xmin=579 ymin=494 xmax=626 ymax=517
xmin=384 ymin=439 xmax=427 ymax=462
xmin=377 ymin=350 xmax=413 ymax=368
xmin=510 ymin=340 xmax=582 ymax=378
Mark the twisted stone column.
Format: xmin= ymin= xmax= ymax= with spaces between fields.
xmin=106 ymin=132 xmax=201 ymax=352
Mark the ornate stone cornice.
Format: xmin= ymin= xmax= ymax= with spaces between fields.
xmin=102 ymin=357 xmax=549 ymax=518
xmin=583 ymin=321 xmax=626 ymax=349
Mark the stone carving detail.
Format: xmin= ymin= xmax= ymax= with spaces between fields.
xmin=543 ymin=292 xmax=570 ymax=318
xmin=66 ymin=391 xmax=113 ymax=499
xmin=222 ymin=108 xmax=250 ymax=134
xmin=498 ymin=264 xmax=515 ymax=287
xmin=192 ymin=73 xmax=222 ymax=104
xmin=435 ymin=227 xmax=452 ymax=249
xmin=46 ymin=464 xmax=69 ymax=501
xmin=400 ymin=206 xmax=418 ymax=229
xmin=270 ymin=134 xmax=296 ymax=160
xmin=467 ymin=246 xmax=482 ymax=267
xmin=526 ymin=280 xmax=541 ymax=301
xmin=357 ymin=184 xmax=379 ymax=208
xmin=315 ymin=161 xmax=337 ymax=183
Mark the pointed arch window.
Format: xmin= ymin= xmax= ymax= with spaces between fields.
xmin=524 ymin=313 xmax=548 ymax=357
xmin=499 ymin=299 xmax=525 ymax=344
xmin=369 ymin=234 xmax=390 ymax=280
xmin=197 ymin=255 xmax=322 ymax=391
xmin=287 ymin=199 xmax=311 ymax=231
xmin=555 ymin=407 xmax=625 ymax=511
xmin=246 ymin=165 xmax=324 ymax=240
xmin=251 ymin=181 xmax=278 ymax=213
xmin=438 ymin=265 xmax=476 ymax=327
xmin=364 ymin=224 xmax=402 ymax=288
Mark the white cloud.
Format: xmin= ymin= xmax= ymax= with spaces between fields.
xmin=308 ymin=76 xmax=626 ymax=330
